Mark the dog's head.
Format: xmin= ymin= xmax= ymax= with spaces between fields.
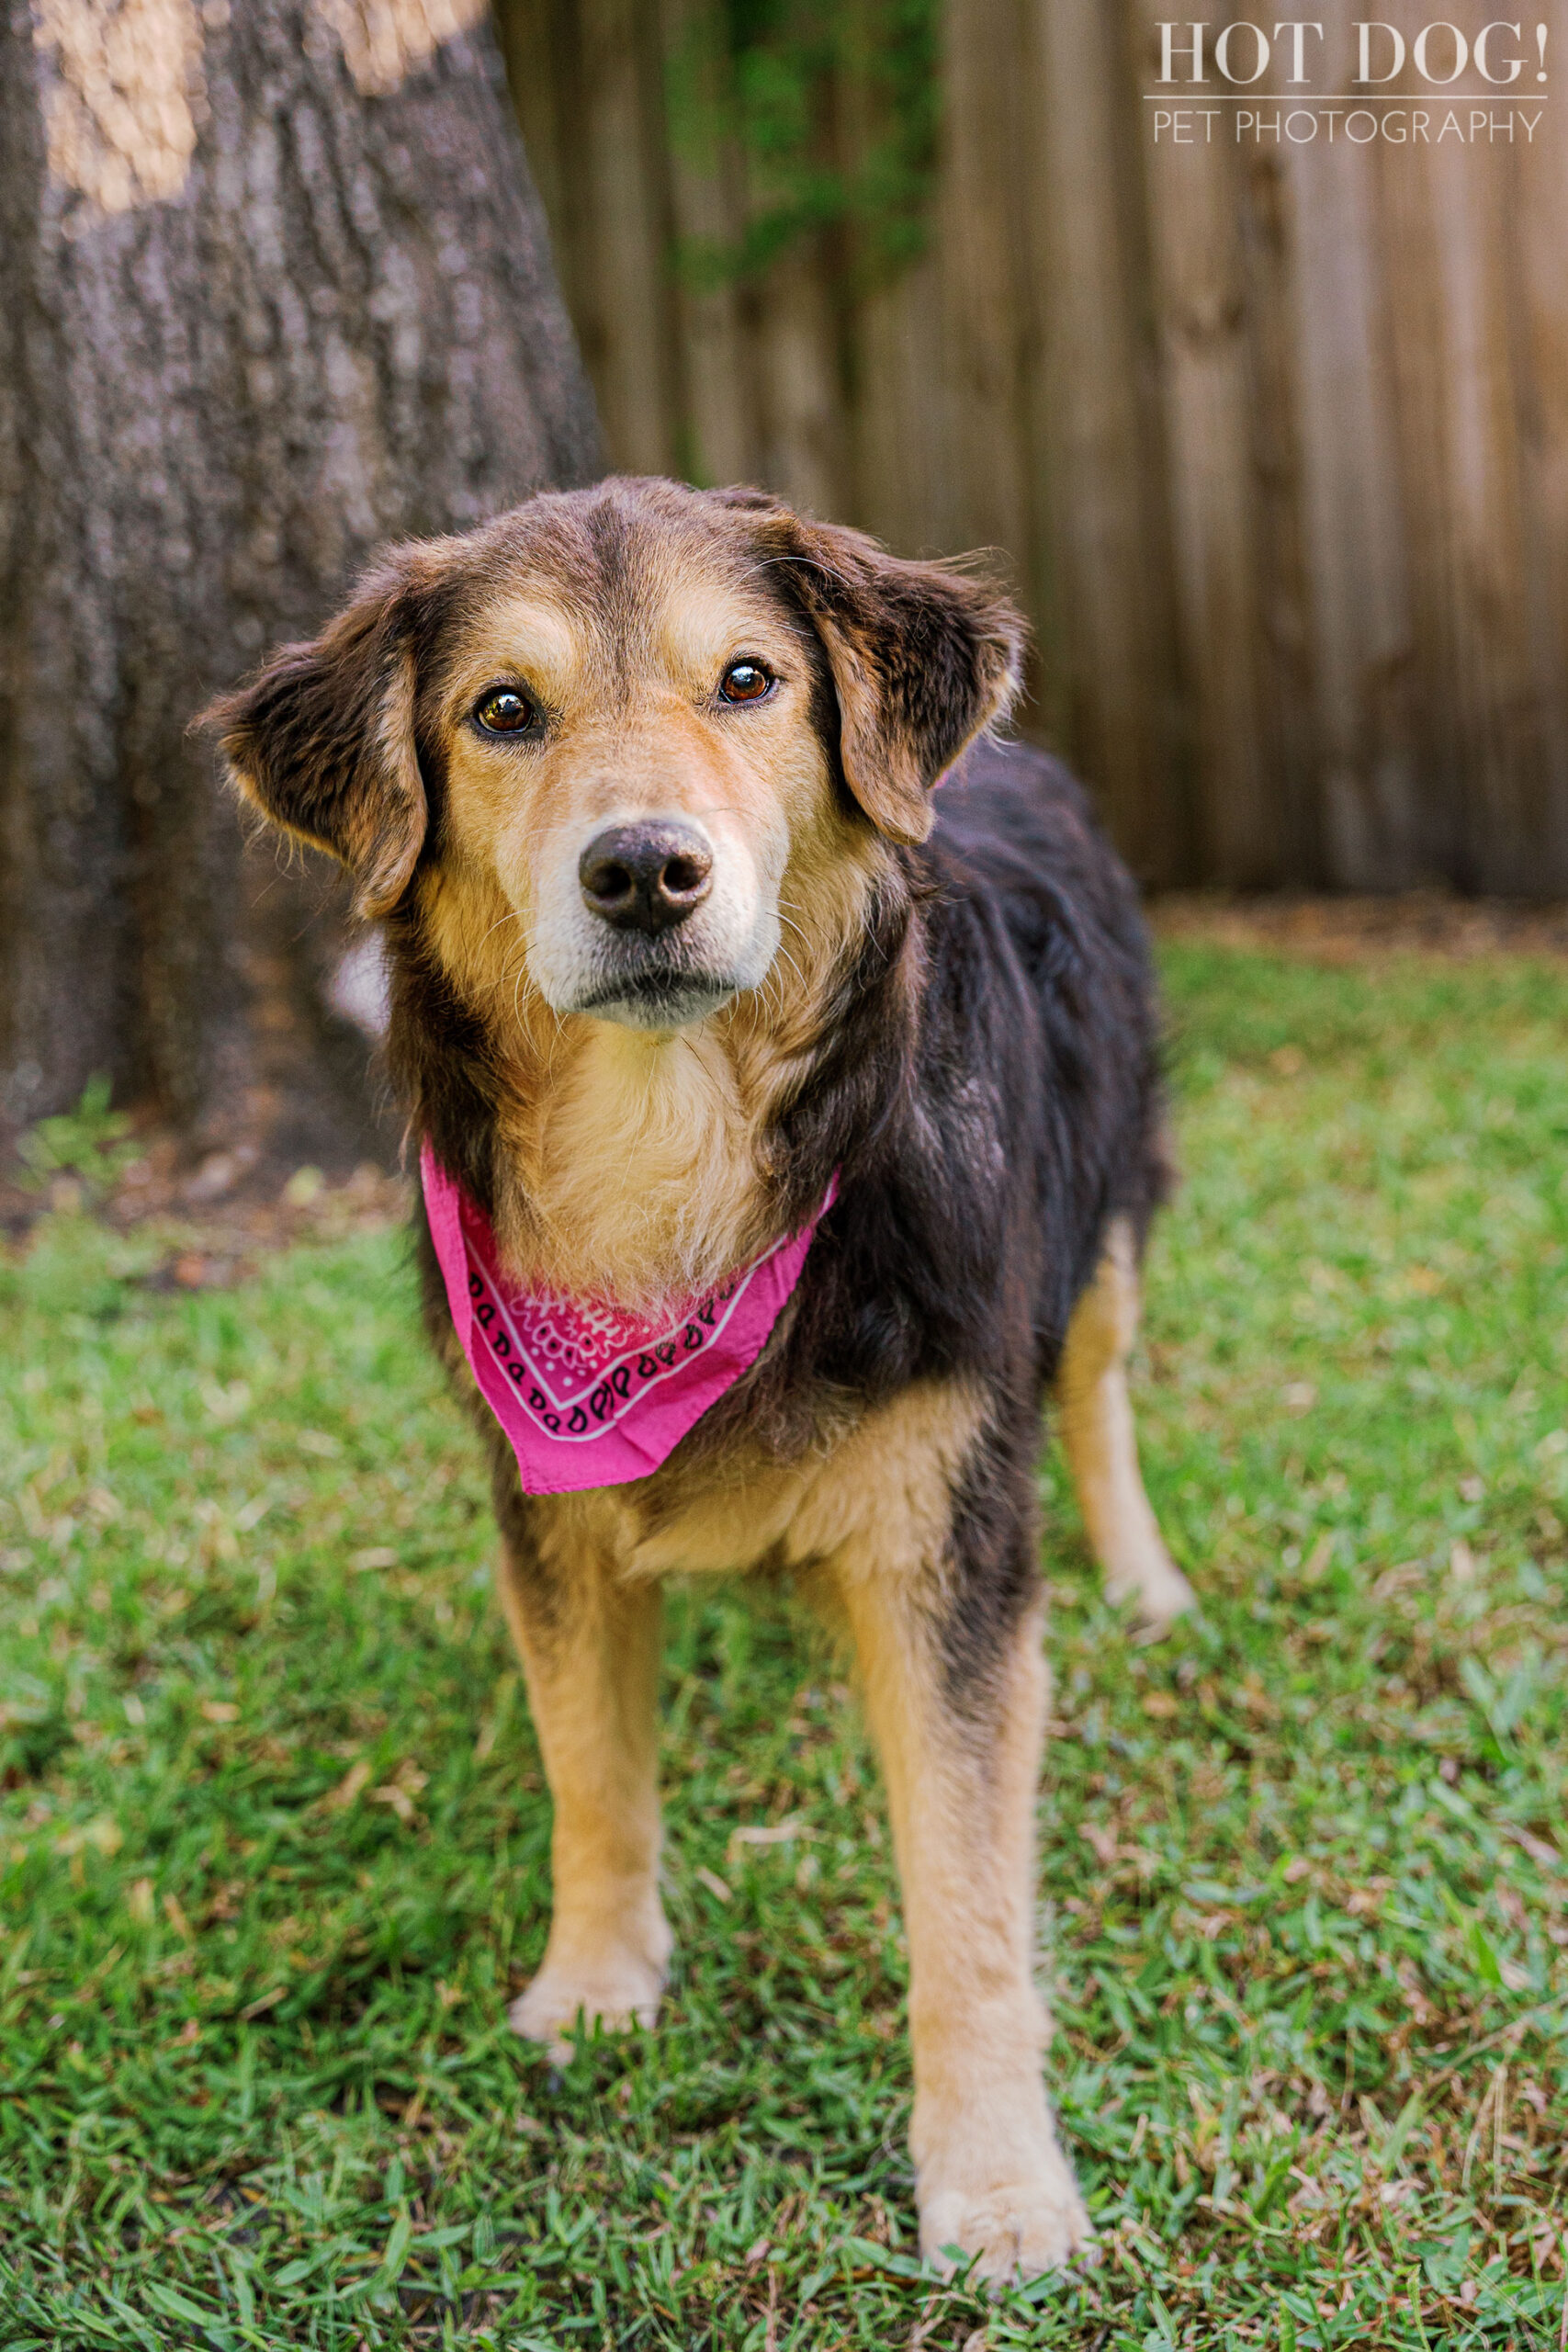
xmin=209 ymin=478 xmax=1024 ymax=1036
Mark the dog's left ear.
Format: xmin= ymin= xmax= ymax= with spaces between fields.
xmin=204 ymin=550 xmax=432 ymax=921
xmin=724 ymin=498 xmax=1025 ymax=844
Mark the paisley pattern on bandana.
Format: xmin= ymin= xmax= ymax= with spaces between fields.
xmin=421 ymin=1142 xmax=835 ymax=1496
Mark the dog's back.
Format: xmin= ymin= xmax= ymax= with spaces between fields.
xmin=930 ymin=736 xmax=1168 ymax=1341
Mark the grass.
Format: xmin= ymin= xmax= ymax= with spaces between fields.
xmin=1 ymin=940 xmax=1566 ymax=2350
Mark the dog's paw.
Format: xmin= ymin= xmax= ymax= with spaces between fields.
xmin=1129 ymin=1572 xmax=1196 ymax=1645
xmin=508 ymin=1953 xmax=665 ymax=2064
xmin=919 ymin=2152 xmax=1092 ymax=2285
xmin=1104 ymin=1545 xmax=1195 ymax=1643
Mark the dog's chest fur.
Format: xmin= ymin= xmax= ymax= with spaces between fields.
xmin=518 ymin=1375 xmax=987 ymax=1589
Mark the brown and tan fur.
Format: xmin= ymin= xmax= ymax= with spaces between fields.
xmin=210 ymin=477 xmax=1192 ymax=2284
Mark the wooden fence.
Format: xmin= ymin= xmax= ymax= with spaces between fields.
xmin=494 ymin=2 xmax=1568 ymax=893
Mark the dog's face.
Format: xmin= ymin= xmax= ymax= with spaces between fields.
xmin=211 ymin=479 xmax=1023 ymax=1041
xmin=430 ymin=522 xmax=829 ymax=1029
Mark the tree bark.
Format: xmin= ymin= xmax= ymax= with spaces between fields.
xmin=0 ymin=0 xmax=600 ymax=1170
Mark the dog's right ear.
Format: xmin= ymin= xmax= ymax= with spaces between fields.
xmin=205 ymin=555 xmax=429 ymax=922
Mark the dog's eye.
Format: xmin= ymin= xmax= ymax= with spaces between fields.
xmin=717 ymin=660 xmax=773 ymax=706
xmin=474 ymin=687 xmax=538 ymax=735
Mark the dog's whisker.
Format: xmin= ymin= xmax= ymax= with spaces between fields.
xmin=476 ymin=905 xmax=528 ymax=951
xmin=773 ymin=909 xmax=816 ymax=967
xmin=770 ymin=942 xmax=807 ymax=997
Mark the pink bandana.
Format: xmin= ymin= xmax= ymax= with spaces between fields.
xmin=421 ymin=1141 xmax=835 ymax=1496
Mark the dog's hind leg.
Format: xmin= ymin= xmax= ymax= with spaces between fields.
xmin=1055 ymin=1216 xmax=1193 ymax=1637
xmin=496 ymin=1528 xmax=671 ymax=2061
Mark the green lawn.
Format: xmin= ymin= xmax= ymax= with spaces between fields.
xmin=2 ymin=942 xmax=1566 ymax=2350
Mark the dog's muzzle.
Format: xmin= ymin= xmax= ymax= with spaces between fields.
xmin=571 ymin=818 xmax=736 ymax=1025
xmin=529 ymin=811 xmax=776 ymax=1029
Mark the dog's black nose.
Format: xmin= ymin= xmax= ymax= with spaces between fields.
xmin=579 ymin=823 xmax=714 ymax=934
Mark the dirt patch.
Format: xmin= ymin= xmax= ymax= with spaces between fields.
xmin=2 ymin=1142 xmax=411 ymax=1261
xmin=1150 ymin=890 xmax=1568 ymax=963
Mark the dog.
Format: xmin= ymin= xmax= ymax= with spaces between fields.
xmin=210 ymin=476 xmax=1193 ymax=2283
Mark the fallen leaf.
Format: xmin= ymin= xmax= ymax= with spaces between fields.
xmin=326 ymin=1759 xmax=372 ymax=1810
xmin=57 ymin=1815 xmax=122 ymax=1859
xmin=1507 ymin=1826 xmax=1561 ymax=1871
xmin=728 ymin=1816 xmax=813 ymax=1860
xmin=1371 ymin=1561 xmax=1426 ymax=1602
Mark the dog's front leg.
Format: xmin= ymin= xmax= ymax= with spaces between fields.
xmin=834 ymin=1558 xmax=1089 ymax=2282
xmin=497 ymin=1537 xmax=671 ymax=2059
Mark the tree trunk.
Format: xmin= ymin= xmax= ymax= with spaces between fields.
xmin=0 ymin=0 xmax=600 ymax=1172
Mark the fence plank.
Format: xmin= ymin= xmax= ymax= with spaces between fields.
xmin=838 ymin=0 xmax=948 ymax=559
xmin=751 ymin=248 xmax=848 ymax=517
xmin=925 ymin=0 xmax=1033 ymax=560
xmin=1386 ymin=119 xmax=1540 ymax=892
xmin=1277 ymin=16 xmax=1421 ymax=888
xmin=565 ymin=0 xmax=680 ymax=476
xmin=1025 ymin=0 xmax=1189 ymax=876
xmin=1129 ymin=1 xmax=1279 ymax=884
xmin=655 ymin=0 xmax=761 ymax=489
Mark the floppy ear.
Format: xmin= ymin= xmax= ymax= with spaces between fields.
xmin=723 ymin=497 xmax=1026 ymax=844
xmin=205 ymin=557 xmax=429 ymax=921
